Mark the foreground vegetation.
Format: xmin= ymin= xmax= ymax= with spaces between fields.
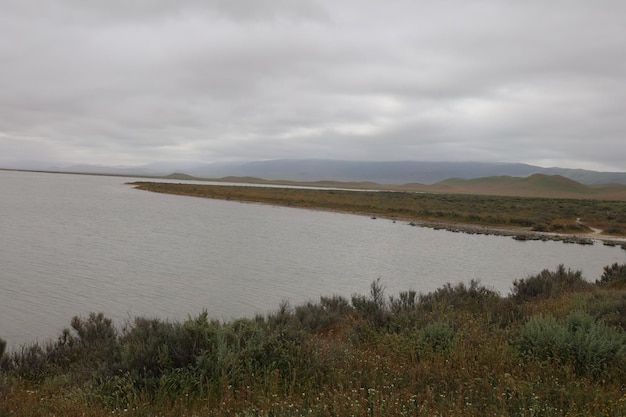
xmin=129 ymin=182 xmax=626 ymax=236
xmin=2 ymin=264 xmax=626 ymax=416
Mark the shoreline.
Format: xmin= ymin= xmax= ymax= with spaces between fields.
xmin=348 ymin=209 xmax=625 ymax=247
xmin=128 ymin=181 xmax=626 ymax=248
xmin=397 ymin=217 xmax=626 ymax=247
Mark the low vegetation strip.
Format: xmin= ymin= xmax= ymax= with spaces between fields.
xmin=2 ymin=264 xmax=626 ymax=416
xmin=129 ymin=181 xmax=626 ymax=237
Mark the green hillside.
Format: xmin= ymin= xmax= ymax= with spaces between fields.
xmin=520 ymin=174 xmax=593 ymax=194
xmin=434 ymin=173 xmax=622 ymax=198
xmin=162 ymin=172 xmax=202 ymax=180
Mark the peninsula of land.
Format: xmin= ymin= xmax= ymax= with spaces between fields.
xmin=129 ymin=175 xmax=626 ymax=246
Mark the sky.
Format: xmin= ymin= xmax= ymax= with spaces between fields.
xmin=1 ymin=1 xmax=626 ymax=171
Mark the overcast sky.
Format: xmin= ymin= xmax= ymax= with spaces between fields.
xmin=1 ymin=1 xmax=625 ymax=171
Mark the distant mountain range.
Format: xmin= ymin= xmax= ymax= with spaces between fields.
xmin=4 ymin=159 xmax=626 ymax=186
xmin=158 ymin=173 xmax=626 ymax=200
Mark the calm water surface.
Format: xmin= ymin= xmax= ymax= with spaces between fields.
xmin=1 ymin=170 xmax=624 ymax=347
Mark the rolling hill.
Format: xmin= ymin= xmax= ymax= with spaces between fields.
xmin=429 ymin=174 xmax=626 ymax=199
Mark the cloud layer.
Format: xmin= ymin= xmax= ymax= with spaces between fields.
xmin=2 ymin=1 xmax=626 ymax=170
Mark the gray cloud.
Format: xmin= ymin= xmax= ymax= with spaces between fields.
xmin=1 ymin=0 xmax=626 ymax=170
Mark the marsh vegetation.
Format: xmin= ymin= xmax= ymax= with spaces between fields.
xmin=2 ymin=264 xmax=626 ymax=416
xmin=130 ymin=182 xmax=626 ymax=237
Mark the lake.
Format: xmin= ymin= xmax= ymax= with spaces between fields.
xmin=1 ymin=170 xmax=624 ymax=347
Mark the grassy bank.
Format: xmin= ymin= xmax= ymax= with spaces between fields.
xmin=2 ymin=264 xmax=626 ymax=416
xmin=128 ymin=182 xmax=626 ymax=237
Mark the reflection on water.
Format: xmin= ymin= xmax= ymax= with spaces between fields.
xmin=1 ymin=170 xmax=624 ymax=347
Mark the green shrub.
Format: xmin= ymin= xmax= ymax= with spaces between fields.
xmin=266 ymin=300 xmax=292 ymax=331
xmin=71 ymin=312 xmax=117 ymax=347
xmin=511 ymin=265 xmax=591 ymax=302
xmin=118 ymin=312 xmax=219 ymax=388
xmin=586 ymin=292 xmax=626 ymax=330
xmin=550 ymin=223 xmax=565 ymax=231
xmin=389 ymin=290 xmax=418 ymax=313
xmin=563 ymin=311 xmax=626 ymax=377
xmin=596 ymin=263 xmax=626 ymax=287
xmin=0 ymin=338 xmax=5 ymax=367
xmin=8 ymin=313 xmax=120 ymax=381
xmin=351 ymin=278 xmax=388 ymax=327
xmin=417 ymin=321 xmax=455 ymax=354
xmin=515 ymin=311 xmax=626 ymax=378
xmin=418 ymin=279 xmax=499 ymax=312
xmin=515 ymin=314 xmax=563 ymax=361
xmin=119 ymin=316 xmax=177 ymax=379
xmin=510 ymin=217 xmax=534 ymax=227
xmin=604 ymin=224 xmax=624 ymax=235
xmin=565 ymin=223 xmax=591 ymax=232
xmin=7 ymin=344 xmax=50 ymax=380
xmin=93 ymin=371 xmax=140 ymax=410
xmin=44 ymin=312 xmax=121 ymax=378
xmin=486 ymin=297 xmax=524 ymax=328
xmin=294 ymin=295 xmax=352 ymax=331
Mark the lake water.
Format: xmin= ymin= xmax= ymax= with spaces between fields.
xmin=1 ymin=170 xmax=624 ymax=347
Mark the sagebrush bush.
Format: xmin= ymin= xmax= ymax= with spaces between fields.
xmin=515 ymin=314 xmax=563 ymax=361
xmin=515 ymin=311 xmax=626 ymax=378
xmin=604 ymin=224 xmax=624 ymax=235
xmin=6 ymin=344 xmax=50 ymax=380
xmin=511 ymin=264 xmax=591 ymax=302
xmin=40 ymin=312 xmax=122 ymax=380
xmin=351 ymin=278 xmax=388 ymax=327
xmin=585 ymin=292 xmax=626 ymax=330
xmin=596 ymin=263 xmax=626 ymax=287
xmin=0 ymin=337 xmax=8 ymax=372
xmin=417 ymin=321 xmax=455 ymax=354
xmin=563 ymin=311 xmax=626 ymax=378
xmin=295 ymin=295 xmax=352 ymax=331
xmin=118 ymin=313 xmax=218 ymax=386
xmin=6 ymin=268 xmax=626 ymax=416
xmin=418 ymin=279 xmax=499 ymax=312
xmin=71 ymin=312 xmax=117 ymax=347
xmin=389 ymin=290 xmax=418 ymax=313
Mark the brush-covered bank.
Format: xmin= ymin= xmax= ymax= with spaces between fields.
xmin=2 ymin=264 xmax=626 ymax=416
xmin=128 ymin=182 xmax=626 ymax=244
